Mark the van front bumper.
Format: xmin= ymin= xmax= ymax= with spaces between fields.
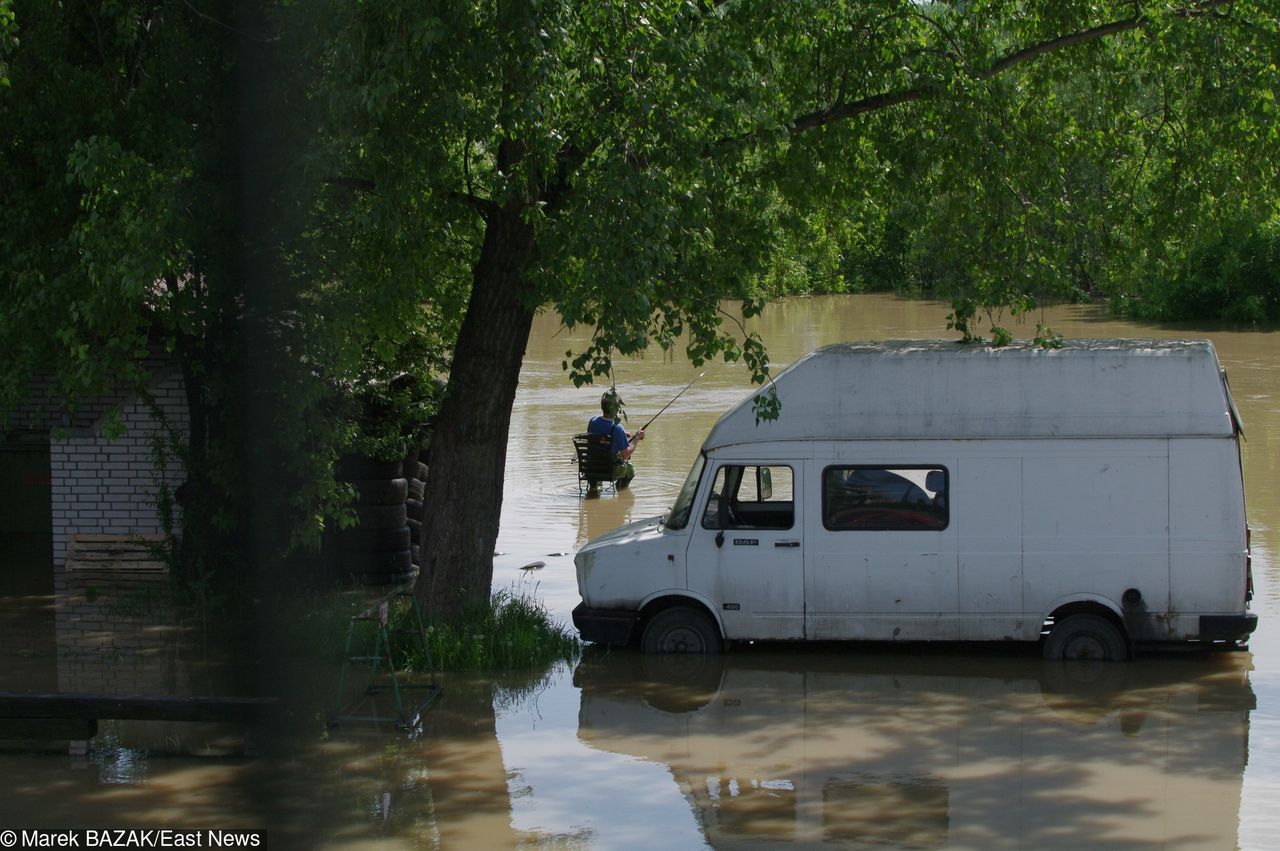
xmin=1200 ymin=613 xmax=1259 ymax=643
xmin=573 ymin=603 xmax=639 ymax=646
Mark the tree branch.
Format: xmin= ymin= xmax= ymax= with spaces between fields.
xmin=788 ymin=0 xmax=1237 ymax=137
xmin=791 ymin=88 xmax=925 ymax=134
xmin=324 ymin=176 xmax=496 ymax=219
xmin=980 ymin=17 xmax=1142 ymax=81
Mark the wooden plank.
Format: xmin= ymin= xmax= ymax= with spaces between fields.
xmin=0 ymin=717 xmax=98 ymax=740
xmin=66 ymin=559 xmax=168 ymax=572
xmin=65 ymin=532 xmax=171 ymax=574
xmin=69 ymin=533 xmax=167 ymax=544
xmin=67 ymin=547 xmax=166 ymax=559
xmin=68 ymin=536 xmax=159 ymax=546
xmin=66 ymin=547 xmax=164 ymax=558
xmin=0 ymin=693 xmax=276 ymax=724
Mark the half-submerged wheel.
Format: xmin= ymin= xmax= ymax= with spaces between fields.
xmin=1043 ymin=614 xmax=1129 ymax=661
xmin=641 ymin=607 xmax=723 ymax=655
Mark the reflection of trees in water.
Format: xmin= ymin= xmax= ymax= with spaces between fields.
xmin=252 ymin=668 xmax=571 ymax=847
xmin=574 ymin=647 xmax=1255 ymax=848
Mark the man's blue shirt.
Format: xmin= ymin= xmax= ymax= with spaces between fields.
xmin=587 ymin=415 xmax=628 ymax=455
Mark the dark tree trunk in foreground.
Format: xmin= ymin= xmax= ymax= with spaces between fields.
xmin=417 ymin=204 xmax=536 ymax=621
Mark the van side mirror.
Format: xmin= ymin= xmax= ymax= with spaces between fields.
xmin=757 ymin=467 xmax=772 ymax=501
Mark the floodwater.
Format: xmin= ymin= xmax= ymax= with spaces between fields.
xmin=3 ymin=293 xmax=1279 ymax=848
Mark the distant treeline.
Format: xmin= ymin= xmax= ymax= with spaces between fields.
xmin=759 ymin=212 xmax=1280 ymax=325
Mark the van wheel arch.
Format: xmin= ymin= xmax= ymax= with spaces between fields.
xmin=1043 ymin=604 xmax=1130 ymax=661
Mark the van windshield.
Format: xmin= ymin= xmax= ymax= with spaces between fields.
xmin=664 ymin=453 xmax=707 ymax=530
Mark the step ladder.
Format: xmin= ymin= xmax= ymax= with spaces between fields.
xmin=329 ymin=584 xmax=442 ymax=731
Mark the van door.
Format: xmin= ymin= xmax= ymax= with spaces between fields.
xmin=686 ymin=462 xmax=805 ymax=640
xmin=806 ymin=465 xmax=959 ymax=640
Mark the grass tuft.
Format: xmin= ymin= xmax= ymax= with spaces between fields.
xmin=392 ymin=588 xmax=581 ymax=673
xmin=281 ymin=586 xmax=580 ymax=674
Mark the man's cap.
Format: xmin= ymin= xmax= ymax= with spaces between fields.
xmin=601 ymin=388 xmax=624 ymax=418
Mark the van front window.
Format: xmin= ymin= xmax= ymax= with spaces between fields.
xmin=665 ymin=453 xmax=707 ymax=530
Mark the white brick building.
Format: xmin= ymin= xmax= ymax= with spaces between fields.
xmin=4 ymin=362 xmax=189 ymax=583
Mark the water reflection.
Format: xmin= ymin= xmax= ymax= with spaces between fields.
xmin=573 ymin=647 xmax=1255 ymax=849
xmin=575 ymin=487 xmax=637 ymax=550
xmin=0 ymin=533 xmax=57 ymax=693
xmin=57 ymin=572 xmax=190 ymax=696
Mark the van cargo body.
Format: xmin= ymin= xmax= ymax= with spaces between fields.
xmin=573 ymin=340 xmax=1258 ymax=659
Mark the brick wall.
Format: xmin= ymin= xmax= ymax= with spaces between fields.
xmin=44 ymin=366 xmax=189 ymax=576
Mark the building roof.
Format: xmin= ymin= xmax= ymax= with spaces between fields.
xmin=703 ymin=339 xmax=1237 ymax=449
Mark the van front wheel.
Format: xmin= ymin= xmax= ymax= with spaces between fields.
xmin=1043 ymin=614 xmax=1129 ymax=661
xmin=642 ymin=607 xmax=723 ymax=655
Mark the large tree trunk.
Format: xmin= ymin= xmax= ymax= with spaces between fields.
xmin=417 ymin=205 xmax=536 ymax=621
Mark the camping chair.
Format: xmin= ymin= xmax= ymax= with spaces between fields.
xmin=573 ymin=433 xmax=618 ymax=494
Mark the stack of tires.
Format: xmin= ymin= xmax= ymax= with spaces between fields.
xmin=403 ymin=449 xmax=427 ymax=575
xmin=333 ymin=455 xmax=417 ymax=586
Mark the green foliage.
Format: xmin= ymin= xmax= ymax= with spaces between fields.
xmin=282 ymin=587 xmax=579 ymax=673
xmin=1121 ymin=215 xmax=1280 ymax=323
xmin=0 ymin=1 xmax=450 ymax=587
xmin=0 ymin=0 xmax=15 ymax=88
xmin=743 ymin=3 xmax=1279 ymax=332
xmin=393 ymin=589 xmax=580 ymax=673
xmin=5 ymin=0 xmax=1277 ymax=617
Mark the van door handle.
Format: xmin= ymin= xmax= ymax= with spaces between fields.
xmin=775 ymin=540 xmax=800 ymax=548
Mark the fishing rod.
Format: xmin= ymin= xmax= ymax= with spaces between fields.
xmin=641 ymin=373 xmax=704 ymax=431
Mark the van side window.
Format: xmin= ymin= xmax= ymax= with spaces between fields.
xmin=702 ymin=465 xmax=795 ymax=530
xmin=823 ymin=466 xmax=948 ymax=531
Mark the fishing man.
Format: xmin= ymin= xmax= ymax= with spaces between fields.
xmin=587 ymin=389 xmax=644 ymax=489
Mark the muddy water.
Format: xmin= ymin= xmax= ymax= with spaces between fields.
xmin=2 ymin=293 xmax=1278 ymax=848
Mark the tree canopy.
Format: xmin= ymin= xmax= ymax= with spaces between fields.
xmin=300 ymin=0 xmax=1276 ymax=615
xmin=2 ymin=1 xmax=1277 ymax=615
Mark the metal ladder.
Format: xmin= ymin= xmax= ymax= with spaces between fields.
xmin=329 ymin=584 xmax=442 ymax=730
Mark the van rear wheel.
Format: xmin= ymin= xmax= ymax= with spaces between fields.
xmin=641 ymin=607 xmax=723 ymax=655
xmin=1043 ymin=614 xmax=1129 ymax=661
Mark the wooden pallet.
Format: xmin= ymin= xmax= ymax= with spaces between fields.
xmin=0 ymin=692 xmax=277 ymax=753
xmin=65 ymin=533 xmax=170 ymax=575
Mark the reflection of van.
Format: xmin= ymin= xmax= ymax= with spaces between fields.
xmin=573 ymin=341 xmax=1258 ymax=659
xmin=572 ymin=649 xmax=1255 ymax=848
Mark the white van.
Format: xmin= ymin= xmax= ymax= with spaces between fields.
xmin=573 ymin=340 xmax=1258 ymax=659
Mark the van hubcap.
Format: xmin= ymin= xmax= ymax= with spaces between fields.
xmin=1061 ymin=633 xmax=1108 ymax=659
xmin=660 ymin=626 xmax=705 ymax=653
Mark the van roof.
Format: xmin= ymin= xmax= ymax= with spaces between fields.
xmin=704 ymin=339 xmax=1237 ymax=449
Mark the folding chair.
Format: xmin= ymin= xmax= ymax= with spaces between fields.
xmin=573 ymin=432 xmax=618 ymax=494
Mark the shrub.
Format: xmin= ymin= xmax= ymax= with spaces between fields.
xmin=1127 ymin=218 xmax=1280 ymax=323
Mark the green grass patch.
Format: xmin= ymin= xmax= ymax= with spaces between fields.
xmin=392 ymin=588 xmax=580 ymax=673
xmin=280 ymin=587 xmax=580 ymax=673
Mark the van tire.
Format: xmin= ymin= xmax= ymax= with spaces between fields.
xmin=641 ymin=607 xmax=723 ymax=655
xmin=1043 ymin=614 xmax=1128 ymax=661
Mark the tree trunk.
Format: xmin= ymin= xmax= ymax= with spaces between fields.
xmin=417 ymin=205 xmax=536 ymax=621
